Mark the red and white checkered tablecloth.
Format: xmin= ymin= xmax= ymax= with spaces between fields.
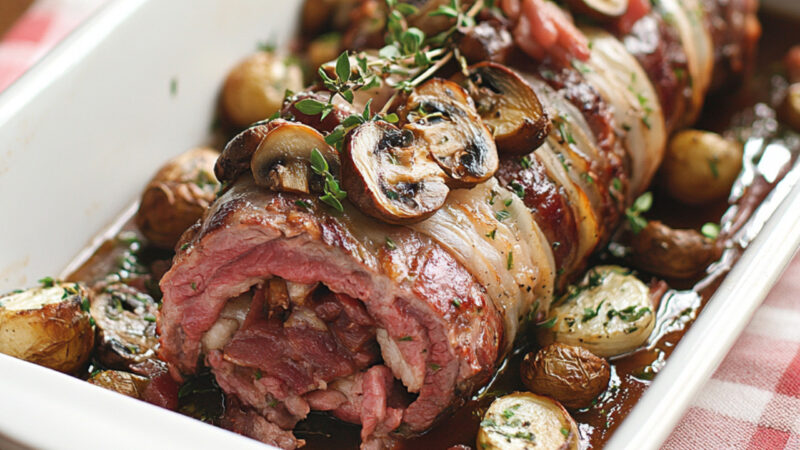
xmin=2 ymin=1 xmax=799 ymax=449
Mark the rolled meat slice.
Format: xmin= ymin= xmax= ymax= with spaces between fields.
xmin=159 ymin=178 xmax=503 ymax=446
xmin=158 ymin=0 xmax=757 ymax=447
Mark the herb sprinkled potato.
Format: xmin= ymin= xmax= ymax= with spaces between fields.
xmin=0 ymin=280 xmax=94 ymax=373
xmin=478 ymin=392 xmax=579 ymax=450
xmin=538 ymin=265 xmax=655 ymax=357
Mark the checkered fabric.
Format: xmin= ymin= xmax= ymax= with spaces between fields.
xmin=2 ymin=1 xmax=799 ymax=449
xmin=0 ymin=0 xmax=106 ymax=91
xmin=664 ymin=255 xmax=800 ymax=449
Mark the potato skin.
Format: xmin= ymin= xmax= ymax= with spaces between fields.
xmin=135 ymin=147 xmax=219 ymax=249
xmin=0 ymin=284 xmax=94 ymax=373
xmin=88 ymin=370 xmax=149 ymax=399
xmin=521 ymin=343 xmax=610 ymax=410
xmin=222 ymin=51 xmax=304 ymax=129
xmin=660 ymin=129 xmax=743 ymax=205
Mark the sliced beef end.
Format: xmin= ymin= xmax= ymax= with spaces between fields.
xmin=622 ymin=12 xmax=690 ymax=133
xmin=159 ymin=179 xmax=503 ymax=441
xmin=220 ymin=288 xmax=380 ymax=406
xmin=220 ymin=396 xmax=305 ymax=450
xmin=495 ymin=155 xmax=579 ymax=272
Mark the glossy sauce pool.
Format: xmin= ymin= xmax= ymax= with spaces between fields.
xmin=66 ymin=11 xmax=800 ymax=450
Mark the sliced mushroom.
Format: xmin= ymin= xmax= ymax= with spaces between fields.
xmin=402 ymin=78 xmax=498 ymax=186
xmin=565 ymin=0 xmax=628 ymax=20
xmin=215 ymin=121 xmax=277 ymax=183
xmin=456 ymin=63 xmax=550 ymax=155
xmin=90 ymin=282 xmax=160 ymax=373
xmin=251 ymin=120 xmax=340 ymax=194
xmin=342 ymin=121 xmax=449 ymax=224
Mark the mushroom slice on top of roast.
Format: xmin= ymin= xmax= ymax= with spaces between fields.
xmin=215 ymin=120 xmax=277 ymax=183
xmin=90 ymin=282 xmax=161 ymax=375
xmin=250 ymin=120 xmax=340 ymax=194
xmin=455 ymin=62 xmax=551 ymax=155
xmin=342 ymin=121 xmax=450 ymax=224
xmin=401 ymin=78 xmax=499 ymax=187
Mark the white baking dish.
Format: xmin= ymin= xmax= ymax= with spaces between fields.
xmin=0 ymin=0 xmax=797 ymax=449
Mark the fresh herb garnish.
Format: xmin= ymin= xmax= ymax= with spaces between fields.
xmin=625 ymin=191 xmax=652 ymax=234
xmin=701 ymin=222 xmax=720 ymax=240
xmin=310 ymin=147 xmax=347 ymax=212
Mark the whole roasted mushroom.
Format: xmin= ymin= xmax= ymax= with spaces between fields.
xmin=250 ymin=120 xmax=340 ymax=194
xmin=628 ymin=220 xmax=717 ymax=279
xmin=457 ymin=62 xmax=550 ymax=154
xmin=402 ymin=78 xmax=498 ymax=186
xmin=342 ymin=121 xmax=449 ymax=223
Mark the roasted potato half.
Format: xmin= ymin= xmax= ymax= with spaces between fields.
xmin=478 ymin=392 xmax=579 ymax=450
xmin=539 ymin=265 xmax=655 ymax=357
xmin=136 ymin=147 xmax=220 ymax=249
xmin=0 ymin=282 xmax=94 ymax=373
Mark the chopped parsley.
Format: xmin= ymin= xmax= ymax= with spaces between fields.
xmin=495 ymin=210 xmax=511 ymax=221
xmin=582 ymin=300 xmax=605 ymax=322
xmin=452 ymin=299 xmax=462 ymax=308
xmin=398 ymin=335 xmax=413 ymax=341
xmin=38 ymin=276 xmax=55 ymax=288
xmin=385 ymin=237 xmax=397 ymax=250
xmin=519 ymin=156 xmax=532 ymax=169
xmin=486 ymin=229 xmax=497 ymax=240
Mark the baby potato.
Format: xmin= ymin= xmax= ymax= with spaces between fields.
xmin=520 ymin=343 xmax=610 ymax=410
xmin=660 ymin=129 xmax=743 ymax=205
xmin=478 ymin=392 xmax=579 ymax=450
xmin=136 ymin=147 xmax=219 ymax=249
xmin=88 ymin=370 xmax=149 ymax=399
xmin=222 ymin=51 xmax=304 ymax=128
xmin=538 ymin=265 xmax=655 ymax=358
xmin=0 ymin=282 xmax=94 ymax=373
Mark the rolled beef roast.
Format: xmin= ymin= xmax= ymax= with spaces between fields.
xmin=158 ymin=0 xmax=758 ymax=447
